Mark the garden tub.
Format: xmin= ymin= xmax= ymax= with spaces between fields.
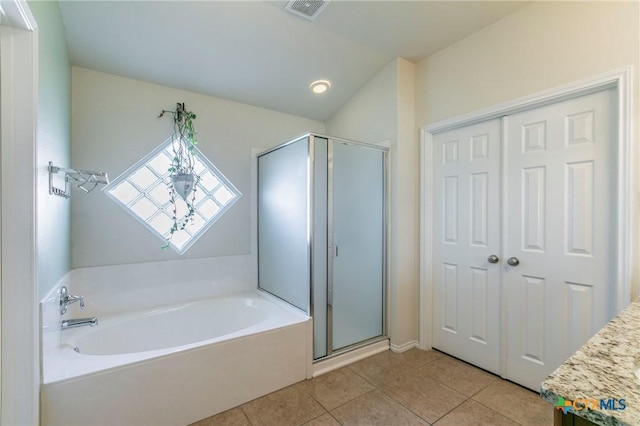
xmin=41 ymin=292 xmax=309 ymax=426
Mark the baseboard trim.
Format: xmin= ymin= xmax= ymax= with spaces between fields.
xmin=390 ymin=340 xmax=420 ymax=353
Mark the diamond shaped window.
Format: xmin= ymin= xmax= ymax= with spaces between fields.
xmin=103 ymin=137 xmax=241 ymax=254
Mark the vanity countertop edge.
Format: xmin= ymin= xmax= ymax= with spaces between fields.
xmin=541 ymin=297 xmax=640 ymax=426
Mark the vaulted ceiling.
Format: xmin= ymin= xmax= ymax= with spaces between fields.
xmin=59 ymin=1 xmax=530 ymax=121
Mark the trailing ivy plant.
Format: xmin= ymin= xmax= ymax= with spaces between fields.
xmin=158 ymin=103 xmax=201 ymax=249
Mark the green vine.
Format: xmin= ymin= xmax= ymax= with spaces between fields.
xmin=159 ymin=103 xmax=201 ymax=250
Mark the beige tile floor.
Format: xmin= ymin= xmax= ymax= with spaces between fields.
xmin=191 ymin=349 xmax=554 ymax=426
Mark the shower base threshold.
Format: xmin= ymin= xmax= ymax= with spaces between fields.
xmin=311 ymin=338 xmax=389 ymax=378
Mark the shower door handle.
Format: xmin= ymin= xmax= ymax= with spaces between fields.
xmin=328 ymin=245 xmax=337 ymax=307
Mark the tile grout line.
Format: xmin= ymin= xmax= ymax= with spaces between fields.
xmin=325 ymin=411 xmax=344 ymax=426
xmin=376 ymin=386 xmax=441 ymax=425
xmin=319 ymin=387 xmax=378 ymax=414
xmin=239 ymin=406 xmax=254 ymax=426
xmin=344 ymin=365 xmax=382 ymax=389
xmin=469 ymin=388 xmax=529 ymax=426
xmin=346 ymin=353 xmax=454 ymax=425
xmin=345 ymin=358 xmax=435 ymax=424
xmin=299 ymin=383 xmax=332 ymax=419
xmin=300 ymin=369 xmax=378 ymax=424
xmin=422 ymin=373 xmax=519 ymax=424
xmin=378 ymin=351 xmax=502 ymax=425
xmin=403 ymin=353 xmax=458 ymax=424
xmin=426 ymin=395 xmax=470 ymax=425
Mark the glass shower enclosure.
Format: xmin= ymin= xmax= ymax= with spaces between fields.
xmin=257 ymin=134 xmax=387 ymax=360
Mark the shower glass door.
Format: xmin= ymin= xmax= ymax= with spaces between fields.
xmin=257 ymin=137 xmax=310 ymax=312
xmin=257 ymin=134 xmax=386 ymax=360
xmin=329 ymin=141 xmax=385 ymax=351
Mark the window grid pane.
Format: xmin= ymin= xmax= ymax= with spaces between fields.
xmin=103 ymin=137 xmax=241 ymax=254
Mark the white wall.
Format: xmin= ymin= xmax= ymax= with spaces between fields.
xmin=326 ymin=58 xmax=419 ymax=348
xmin=71 ymin=68 xmax=325 ymax=268
xmin=416 ymin=1 xmax=640 ymax=298
xmin=417 ymin=1 xmax=639 ymax=124
xmin=325 ymin=61 xmax=398 ymax=144
xmin=29 ymin=0 xmax=72 ymax=299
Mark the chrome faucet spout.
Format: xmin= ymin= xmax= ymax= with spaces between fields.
xmin=62 ymin=317 xmax=98 ymax=329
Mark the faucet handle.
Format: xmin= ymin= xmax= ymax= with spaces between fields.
xmin=60 ymin=286 xmax=69 ymax=314
xmin=59 ymin=286 xmax=85 ymax=314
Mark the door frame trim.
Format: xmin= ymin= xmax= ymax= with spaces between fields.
xmin=0 ymin=0 xmax=39 ymax=423
xmin=419 ymin=67 xmax=633 ymax=350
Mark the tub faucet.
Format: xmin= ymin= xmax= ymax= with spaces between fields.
xmin=62 ymin=317 xmax=98 ymax=329
xmin=59 ymin=286 xmax=84 ymax=314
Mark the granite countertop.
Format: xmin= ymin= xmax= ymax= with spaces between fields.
xmin=541 ymin=298 xmax=640 ymax=425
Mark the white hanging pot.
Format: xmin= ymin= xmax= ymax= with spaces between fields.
xmin=171 ymin=172 xmax=195 ymax=200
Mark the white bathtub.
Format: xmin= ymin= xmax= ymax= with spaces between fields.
xmin=71 ymin=296 xmax=270 ymax=355
xmin=41 ymin=292 xmax=310 ymax=426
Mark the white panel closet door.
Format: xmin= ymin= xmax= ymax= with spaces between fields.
xmin=432 ymin=119 xmax=502 ymax=374
xmin=504 ymin=88 xmax=616 ymax=390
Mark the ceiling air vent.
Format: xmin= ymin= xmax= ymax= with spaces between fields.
xmin=284 ymin=0 xmax=330 ymax=21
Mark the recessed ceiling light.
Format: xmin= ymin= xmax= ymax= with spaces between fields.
xmin=310 ymin=80 xmax=331 ymax=94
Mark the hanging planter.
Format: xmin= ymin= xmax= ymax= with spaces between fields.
xmin=159 ymin=102 xmax=201 ymax=248
xmin=171 ymin=172 xmax=195 ymax=200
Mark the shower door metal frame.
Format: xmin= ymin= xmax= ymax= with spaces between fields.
xmin=323 ymin=136 xmax=389 ymax=359
xmin=256 ymin=133 xmax=389 ymax=362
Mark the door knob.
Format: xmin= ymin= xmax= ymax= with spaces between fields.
xmin=507 ymin=257 xmax=520 ymax=267
xmin=487 ymin=255 xmax=499 ymax=264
